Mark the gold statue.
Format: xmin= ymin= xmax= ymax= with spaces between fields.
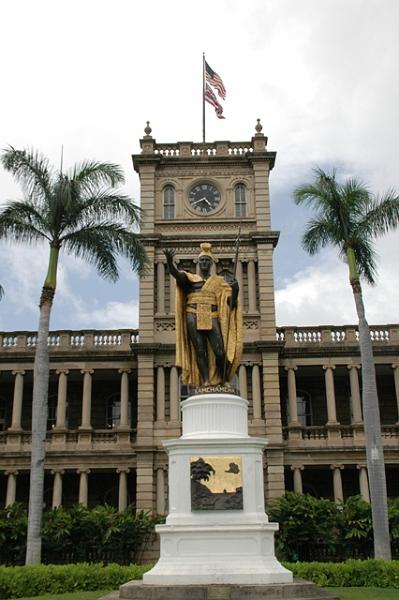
xmin=164 ymin=243 xmax=243 ymax=387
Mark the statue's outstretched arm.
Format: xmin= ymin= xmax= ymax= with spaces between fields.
xmin=163 ymin=249 xmax=189 ymax=287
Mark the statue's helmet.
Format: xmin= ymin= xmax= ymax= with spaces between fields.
xmin=198 ymin=242 xmax=214 ymax=261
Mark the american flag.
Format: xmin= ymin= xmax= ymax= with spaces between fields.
xmin=205 ymin=84 xmax=225 ymax=119
xmin=205 ymin=61 xmax=226 ymax=100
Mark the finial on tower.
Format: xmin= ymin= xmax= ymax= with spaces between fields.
xmin=144 ymin=121 xmax=152 ymax=137
xmin=255 ymin=118 xmax=263 ymax=135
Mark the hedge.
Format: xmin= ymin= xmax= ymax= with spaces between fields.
xmin=0 ymin=504 xmax=160 ymax=566
xmin=0 ymin=563 xmax=152 ymax=599
xmin=285 ymin=560 xmax=399 ymax=588
xmin=267 ymin=493 xmax=399 ymax=561
xmin=0 ymin=560 xmax=398 ymax=598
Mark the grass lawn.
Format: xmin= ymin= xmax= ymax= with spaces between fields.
xmin=326 ymin=588 xmax=399 ymax=599
xmin=16 ymin=591 xmax=112 ymax=600
xmin=14 ymin=589 xmax=399 ymax=600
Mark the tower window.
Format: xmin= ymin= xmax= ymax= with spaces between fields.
xmin=163 ymin=186 xmax=175 ymax=219
xmin=235 ymin=184 xmax=246 ymax=217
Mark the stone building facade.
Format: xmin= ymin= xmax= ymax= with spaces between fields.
xmin=0 ymin=124 xmax=398 ymax=512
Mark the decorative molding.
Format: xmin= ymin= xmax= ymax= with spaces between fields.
xmin=156 ymin=322 xmax=176 ymax=332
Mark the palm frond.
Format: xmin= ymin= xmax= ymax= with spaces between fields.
xmin=70 ymin=161 xmax=125 ymax=193
xmin=61 ymin=224 xmax=120 ymax=281
xmin=59 ymin=191 xmax=142 ymax=236
xmin=0 ymin=284 xmax=4 ymax=300
xmin=302 ymin=217 xmax=341 ymax=254
xmin=110 ymin=228 xmax=149 ymax=276
xmin=0 ymin=201 xmax=50 ymax=238
xmin=61 ymin=222 xmax=148 ymax=281
xmin=0 ymin=202 xmax=50 ymax=243
xmin=357 ymin=191 xmax=399 ymax=238
xmin=352 ymin=238 xmax=378 ymax=285
xmin=1 ymin=147 xmax=53 ymax=203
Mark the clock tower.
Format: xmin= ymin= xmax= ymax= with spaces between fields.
xmin=132 ymin=120 xmax=284 ymax=513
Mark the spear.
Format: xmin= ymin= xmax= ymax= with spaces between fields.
xmin=222 ymin=222 xmax=242 ymax=384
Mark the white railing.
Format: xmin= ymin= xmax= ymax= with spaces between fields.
xmin=0 ymin=329 xmax=139 ymax=352
xmin=276 ymin=325 xmax=398 ymax=346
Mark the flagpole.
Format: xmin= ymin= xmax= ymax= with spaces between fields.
xmin=202 ymin=52 xmax=206 ymax=143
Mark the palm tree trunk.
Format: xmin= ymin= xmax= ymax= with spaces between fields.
xmin=351 ymin=280 xmax=391 ymax=560
xmin=25 ymin=288 xmax=54 ymax=564
xmin=25 ymin=245 xmax=59 ymax=565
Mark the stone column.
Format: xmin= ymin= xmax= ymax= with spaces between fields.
xmin=156 ymin=366 xmax=166 ymax=421
xmin=251 ymin=364 xmax=262 ymax=420
xmin=77 ymin=469 xmax=90 ymax=506
xmin=247 ymin=259 xmax=257 ymax=312
xmin=52 ymin=470 xmax=64 ymax=508
xmin=331 ymin=465 xmax=344 ymax=503
xmin=169 ymin=272 xmax=176 ymax=315
xmin=55 ymin=370 xmax=69 ymax=429
xmin=392 ymin=364 xmax=399 ymax=423
xmin=238 ymin=365 xmax=248 ymax=400
xmin=348 ymin=365 xmax=362 ymax=424
xmin=291 ymin=465 xmax=303 ymax=494
xmin=157 ymin=261 xmax=165 ymax=314
xmin=323 ymin=366 xmax=338 ymax=424
xmin=156 ymin=467 xmax=166 ymax=515
xmin=357 ymin=465 xmax=370 ymax=503
xmin=5 ymin=471 xmax=18 ymax=506
xmin=79 ymin=369 xmax=94 ymax=429
xmin=117 ymin=468 xmax=129 ymax=512
xmin=236 ymin=260 xmax=243 ymax=308
xmin=286 ymin=366 xmax=299 ymax=425
xmin=118 ymin=369 xmax=131 ymax=429
xmin=169 ymin=366 xmax=179 ymax=422
xmin=9 ymin=370 xmax=25 ymax=431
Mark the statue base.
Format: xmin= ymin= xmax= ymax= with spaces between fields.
xmin=143 ymin=392 xmax=292 ymax=586
xmin=115 ymin=581 xmax=340 ymax=600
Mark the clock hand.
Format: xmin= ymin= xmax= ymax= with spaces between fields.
xmin=192 ymin=197 xmax=207 ymax=206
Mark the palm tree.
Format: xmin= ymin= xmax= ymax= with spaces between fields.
xmin=294 ymin=167 xmax=399 ymax=560
xmin=0 ymin=147 xmax=148 ymax=564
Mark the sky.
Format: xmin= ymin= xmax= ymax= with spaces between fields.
xmin=0 ymin=0 xmax=398 ymax=331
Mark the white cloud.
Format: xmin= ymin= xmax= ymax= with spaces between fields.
xmin=276 ymin=231 xmax=399 ymax=326
xmin=1 ymin=0 xmax=399 ymax=330
xmin=72 ymin=300 xmax=139 ymax=330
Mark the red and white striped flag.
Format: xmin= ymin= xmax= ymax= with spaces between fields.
xmin=205 ymin=84 xmax=225 ymax=119
xmin=205 ymin=61 xmax=226 ymax=100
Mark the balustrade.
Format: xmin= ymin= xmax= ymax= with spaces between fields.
xmin=277 ymin=324 xmax=397 ymax=346
xmin=0 ymin=329 xmax=139 ymax=352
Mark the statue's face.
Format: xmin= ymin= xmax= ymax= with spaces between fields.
xmin=199 ymin=256 xmax=213 ymax=274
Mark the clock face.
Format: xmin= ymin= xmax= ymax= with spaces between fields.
xmin=189 ymin=183 xmax=221 ymax=214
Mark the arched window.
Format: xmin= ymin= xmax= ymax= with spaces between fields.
xmin=235 ymin=184 xmax=246 ymax=217
xmin=163 ymin=185 xmax=175 ymax=219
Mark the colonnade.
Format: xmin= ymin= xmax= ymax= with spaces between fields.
xmin=4 ymin=367 xmax=132 ymax=431
xmin=155 ymin=366 xmax=180 ymax=421
xmin=284 ymin=363 xmax=399 ymax=428
xmin=1 ymin=460 xmax=374 ymax=511
xmin=154 ymin=258 xmax=259 ymax=314
xmin=3 ymin=467 xmax=133 ymax=511
xmin=290 ymin=463 xmax=370 ymax=503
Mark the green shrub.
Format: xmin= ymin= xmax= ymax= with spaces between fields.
xmin=284 ymin=559 xmax=399 ymax=588
xmin=267 ymin=493 xmax=397 ymax=561
xmin=267 ymin=492 xmax=341 ymax=561
xmin=0 ymin=504 xmax=158 ymax=566
xmin=0 ymin=562 xmax=151 ymax=599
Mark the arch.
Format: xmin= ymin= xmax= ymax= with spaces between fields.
xmin=234 ymin=183 xmax=246 ymax=217
xmin=163 ymin=185 xmax=175 ymax=219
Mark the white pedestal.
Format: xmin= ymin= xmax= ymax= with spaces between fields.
xmin=143 ymin=393 xmax=292 ymax=585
